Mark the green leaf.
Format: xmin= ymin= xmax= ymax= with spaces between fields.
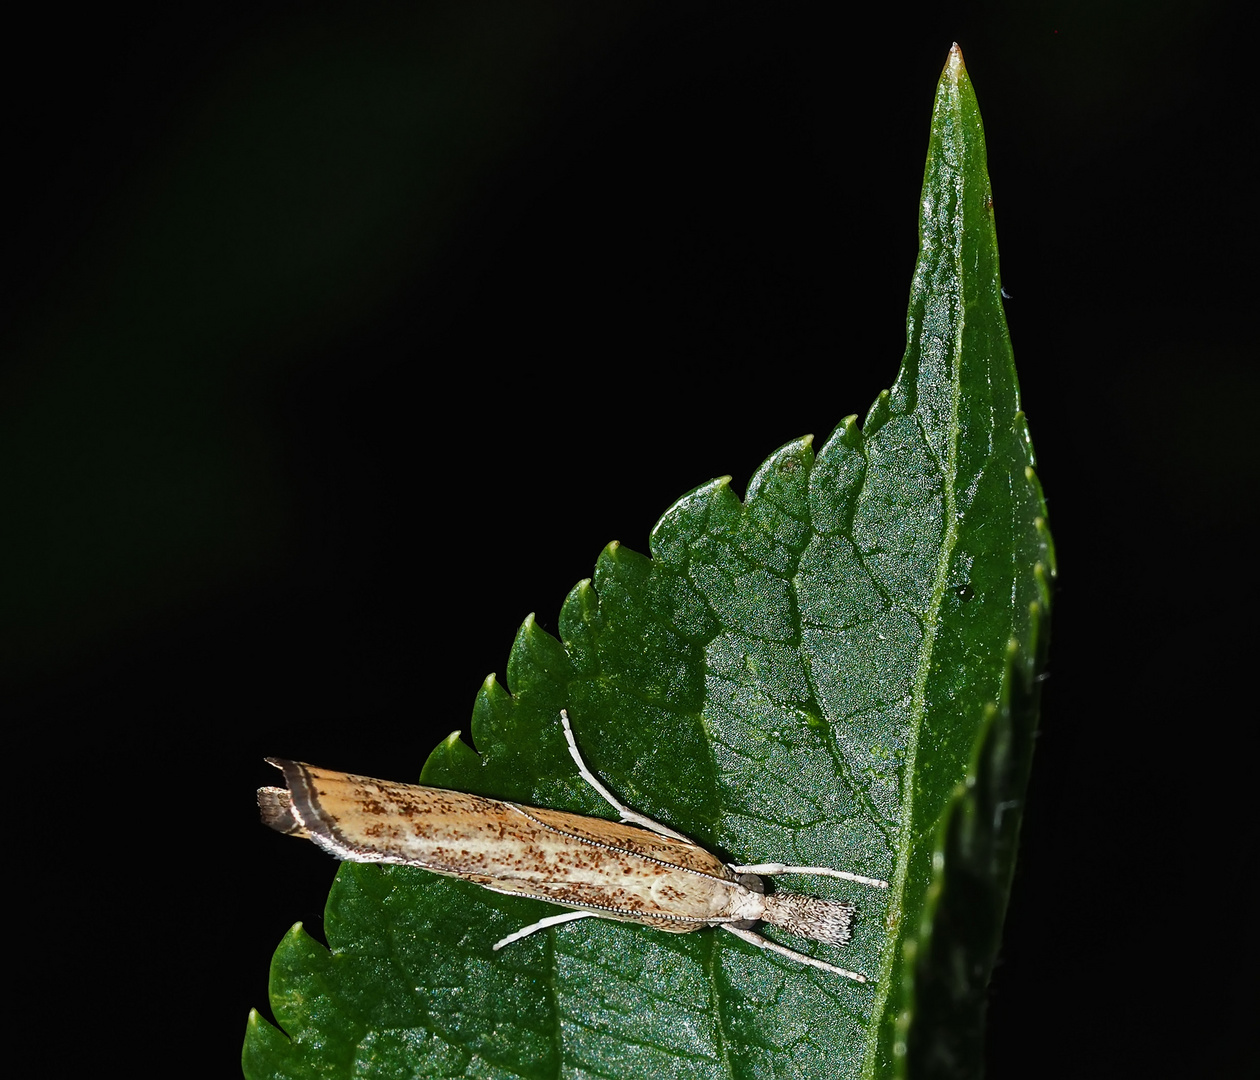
xmin=243 ymin=44 xmax=1052 ymax=1080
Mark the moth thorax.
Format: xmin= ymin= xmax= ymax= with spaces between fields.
xmin=760 ymin=892 xmax=854 ymax=946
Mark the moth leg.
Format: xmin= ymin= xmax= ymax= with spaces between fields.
xmin=492 ymin=909 xmax=599 ymax=951
xmin=729 ymin=862 xmax=889 ymax=889
xmin=721 ymin=925 xmax=869 ymax=982
xmin=560 ymin=710 xmax=693 ymax=843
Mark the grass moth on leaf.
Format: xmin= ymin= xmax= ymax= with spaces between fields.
xmin=259 ymin=711 xmax=888 ymax=981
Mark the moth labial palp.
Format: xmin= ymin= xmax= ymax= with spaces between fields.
xmin=259 ymin=709 xmax=890 ymax=982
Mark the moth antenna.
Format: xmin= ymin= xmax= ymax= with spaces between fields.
xmin=722 ymin=925 xmax=868 ymax=982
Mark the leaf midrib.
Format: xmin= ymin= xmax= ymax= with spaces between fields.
xmin=858 ymin=58 xmax=967 ymax=1077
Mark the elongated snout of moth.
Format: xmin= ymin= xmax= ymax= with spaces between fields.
xmin=259 ymin=711 xmax=889 ymax=981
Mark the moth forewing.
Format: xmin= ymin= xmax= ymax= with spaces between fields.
xmin=260 ymin=712 xmax=889 ymax=982
xmin=266 ymin=758 xmax=754 ymax=929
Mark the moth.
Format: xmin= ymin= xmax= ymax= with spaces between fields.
xmin=259 ymin=711 xmax=888 ymax=981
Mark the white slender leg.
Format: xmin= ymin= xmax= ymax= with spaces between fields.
xmin=560 ymin=710 xmax=693 ymax=843
xmin=729 ymin=862 xmax=889 ymax=889
xmin=721 ymin=925 xmax=869 ymax=982
xmin=492 ymin=910 xmax=599 ymax=951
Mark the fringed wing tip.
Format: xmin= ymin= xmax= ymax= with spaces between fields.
xmin=258 ymin=782 xmax=310 ymax=838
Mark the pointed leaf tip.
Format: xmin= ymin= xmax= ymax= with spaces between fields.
xmin=948 ymin=42 xmax=964 ymax=71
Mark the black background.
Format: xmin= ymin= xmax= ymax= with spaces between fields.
xmin=4 ymin=2 xmax=1252 ymax=1076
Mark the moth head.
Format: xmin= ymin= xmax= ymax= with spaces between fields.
xmin=759 ymin=891 xmax=854 ymax=947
